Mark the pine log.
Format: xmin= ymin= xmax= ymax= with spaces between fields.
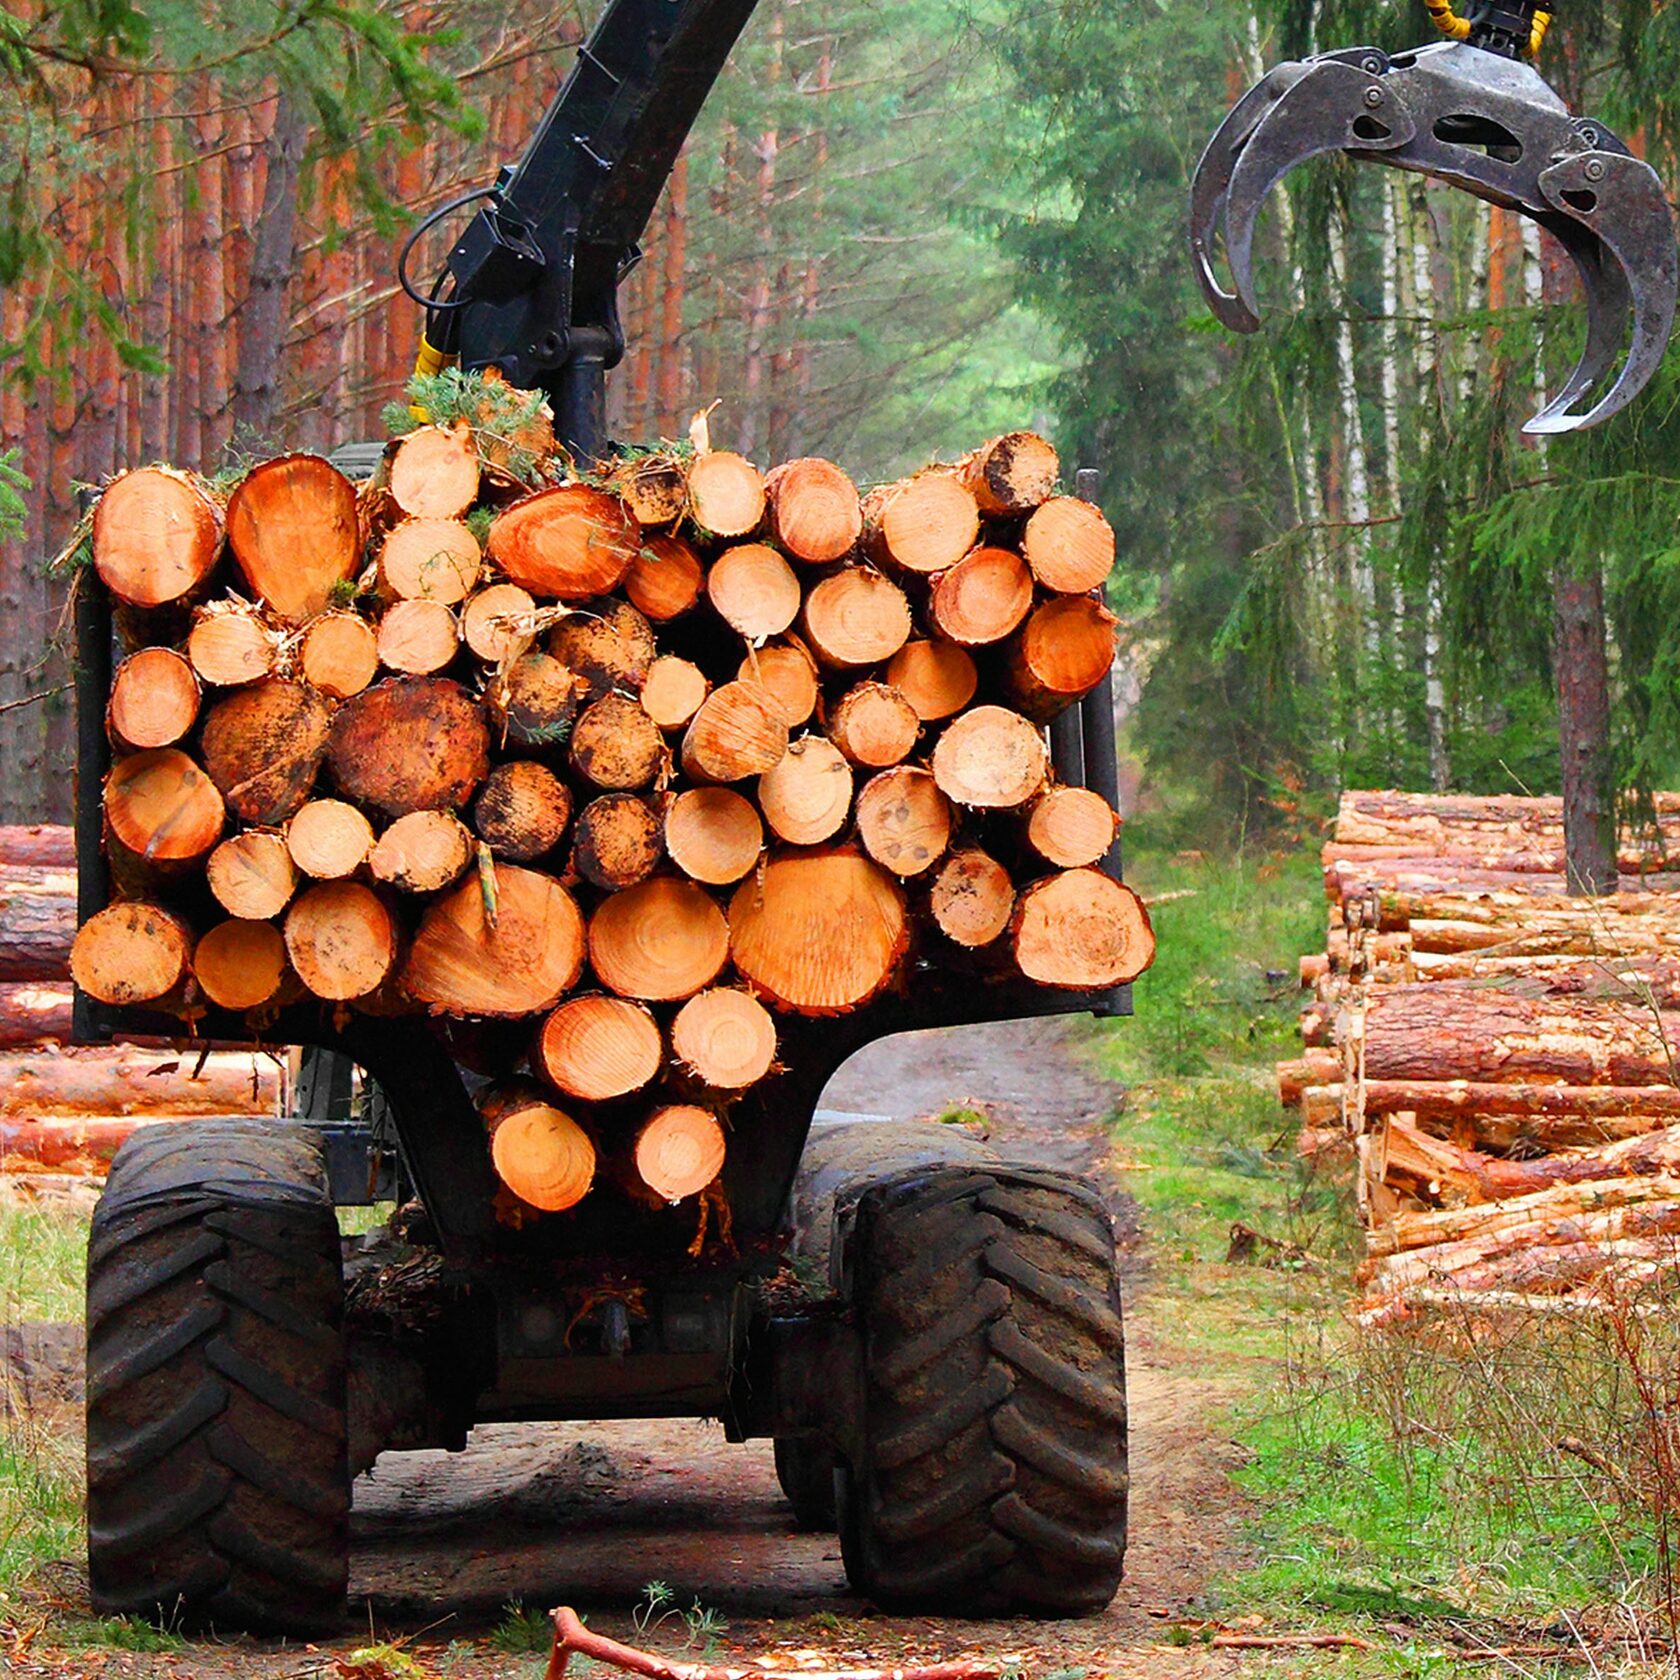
xmin=738 ymin=640 xmax=819 ymax=728
xmin=929 ymin=547 xmax=1034 ymax=647
xmin=226 ymin=454 xmax=360 ymax=623
xmin=388 ymin=423 xmax=479 ymax=519
xmin=103 ymin=748 xmax=225 ymax=865
xmin=462 ymin=583 xmax=538 ymax=663
xmin=623 ymin=533 xmax=705 ymax=622
xmin=570 ymin=693 xmax=667 ymax=789
xmin=588 ymin=877 xmax=729 ymax=1002
xmin=286 ymin=799 xmax=375 ymax=879
xmin=574 ymin=794 xmax=664 ymax=891
xmin=201 ymin=679 xmax=333 ymax=825
xmin=69 ymin=903 xmax=193 ymax=1006
xmin=930 ymin=849 xmax=1016 ymax=948
xmin=377 ymin=598 xmax=459 ymax=675
xmin=92 ymin=467 xmax=222 ymax=608
xmin=1333 ymin=863 xmax=1680 ymax=905
xmin=886 ymin=639 xmax=978 ymax=722
xmin=641 ymin=656 xmax=710 ymax=731
xmin=403 ymin=864 xmax=585 ymax=1017
xmin=482 ymin=1085 xmax=595 ymax=1212
xmin=299 ymin=611 xmax=380 ymax=699
xmin=0 ymin=827 xmax=73 ymax=868
xmin=765 ymin=457 xmax=862 ymax=564
xmin=206 ymin=831 xmax=297 ymax=920
xmin=958 ymin=431 xmax=1058 ymax=516
xmin=800 ymin=569 xmax=912 ymax=669
xmin=664 ymin=788 xmax=763 ymax=886
xmin=187 ymin=602 xmax=279 ymax=687
xmin=1012 ymin=870 xmax=1155 ymax=989
xmin=707 ymin=542 xmax=801 ymax=640
xmin=685 ymin=451 xmax=766 ymax=538
xmin=1276 ymin=1050 xmax=1341 ymax=1106
xmin=194 ymin=919 xmax=288 ymax=1011
xmin=1022 ymin=496 xmax=1115 ymax=593
xmin=1006 ymin=596 xmax=1118 ymax=721
xmin=108 ymin=648 xmax=200 ymax=751
xmin=856 ymin=767 xmax=951 ymax=877
xmin=863 ymin=473 xmax=979 ymax=575
xmin=368 ymin=809 xmax=475 ymax=892
xmin=0 ymin=1115 xmax=160 ymax=1173
xmin=759 ymin=737 xmax=853 ymax=846
xmin=930 ymin=705 xmax=1048 ymax=809
xmin=681 ymin=683 xmax=789 ymax=783
xmin=828 ymin=682 xmax=919 ymax=769
xmin=613 ymin=454 xmax=690 ymax=527
xmin=1338 ymin=789 xmax=1680 ymax=857
xmin=490 ymin=652 xmax=582 ymax=751
xmin=0 ymin=1045 xmax=279 ymax=1118
xmin=671 ymin=988 xmax=777 ymax=1090
xmin=0 ymin=983 xmax=73 ymax=1046
xmin=284 ymin=881 xmax=398 ymax=1001
xmin=728 ymin=849 xmax=907 ymax=1015
xmin=550 ymin=599 xmax=657 ymax=700
xmin=487 ymin=485 xmax=642 ymax=601
xmin=471 ymin=763 xmax=572 ymax=862
xmin=1026 ymin=786 xmax=1120 ymax=869
xmin=633 ymin=1105 xmax=726 ymax=1203
xmin=377 ymin=516 xmax=481 ymax=604
xmin=328 ymin=676 xmax=489 ymax=816
xmin=535 ymin=994 xmax=663 ymax=1102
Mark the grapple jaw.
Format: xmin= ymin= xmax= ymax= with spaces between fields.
xmin=1190 ymin=39 xmax=1678 ymax=433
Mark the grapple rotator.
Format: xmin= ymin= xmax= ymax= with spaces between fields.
xmin=1190 ymin=0 xmax=1679 ymax=434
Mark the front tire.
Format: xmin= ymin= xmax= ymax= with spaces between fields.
xmin=774 ymin=1436 xmax=839 ymax=1530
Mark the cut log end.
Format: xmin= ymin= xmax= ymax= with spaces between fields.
xmin=739 ymin=641 xmax=819 ymax=728
xmin=686 ymin=451 xmax=766 ymax=538
xmin=623 ymin=534 xmax=705 ymax=622
xmin=574 ymin=794 xmax=664 ymax=891
xmin=488 ymin=485 xmax=642 ymax=601
xmin=641 ymin=656 xmax=710 ymax=731
xmin=484 ymin=1089 xmax=596 ymax=1212
xmin=589 ymin=877 xmax=729 ymax=1002
xmin=681 ymin=682 xmax=789 ymax=783
xmin=328 ymin=676 xmax=489 ymax=817
xmin=930 ymin=705 xmax=1048 ymax=809
xmin=960 ymin=431 xmax=1059 ymax=517
xmin=378 ymin=598 xmax=460 ymax=676
xmin=758 ymin=737 xmax=854 ymax=846
xmin=664 ymin=788 xmax=764 ymax=886
xmin=1008 ymin=596 xmax=1117 ymax=721
xmin=766 ymin=457 xmax=862 ymax=564
xmin=856 ymin=767 xmax=952 ymax=877
xmin=194 ymin=919 xmax=287 ymax=1011
xmin=188 ymin=606 xmax=279 ymax=688
xmin=378 ymin=517 xmax=482 ymax=604
xmin=109 ymin=648 xmax=200 ymax=751
xmin=536 ymin=995 xmax=663 ymax=1103
xmin=867 ymin=472 xmax=979 ymax=575
xmin=708 ymin=542 xmax=801 ymax=640
xmin=285 ymin=881 xmax=398 ymax=1001
xmin=492 ymin=653 xmax=582 ymax=751
xmin=671 ymin=989 xmax=776 ymax=1090
xmin=226 ymin=455 xmax=360 ymax=623
xmin=389 ymin=424 xmax=480 ymax=520
xmin=570 ymin=693 xmax=666 ymax=790
xmin=104 ymin=747 xmax=225 ymax=865
xmin=462 ymin=583 xmax=537 ymax=663
xmin=201 ymin=679 xmax=333 ymax=826
xmin=801 ymin=569 xmax=912 ymax=669
xmin=1023 ymin=496 xmax=1116 ymax=593
xmin=93 ymin=467 xmax=221 ymax=608
xmin=1027 ymin=786 xmax=1120 ymax=869
xmin=368 ymin=810 xmax=475 ymax=892
xmin=929 ymin=546 xmax=1034 ymax=647
xmin=286 ymin=798 xmax=376 ymax=879
xmin=1012 ymin=870 xmax=1155 ymax=989
xmin=299 ymin=611 xmax=379 ymax=700
xmin=471 ymin=762 xmax=572 ymax=862
xmin=206 ymin=830 xmax=297 ymax=919
xmin=885 ymin=640 xmax=978 ymax=722
xmin=931 ymin=849 xmax=1016 ymax=948
xmin=635 ymin=1106 xmax=726 ymax=1203
xmin=70 ymin=903 xmax=193 ymax=1006
xmin=550 ymin=599 xmax=657 ymax=700
xmin=828 ymin=682 xmax=920 ymax=768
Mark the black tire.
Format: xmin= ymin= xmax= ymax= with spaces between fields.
xmin=839 ymin=1165 xmax=1127 ymax=1616
xmin=774 ymin=1436 xmax=838 ymax=1531
xmin=86 ymin=1118 xmax=349 ymax=1635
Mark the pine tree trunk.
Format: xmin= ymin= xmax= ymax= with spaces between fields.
xmin=1554 ymin=559 xmax=1616 ymax=895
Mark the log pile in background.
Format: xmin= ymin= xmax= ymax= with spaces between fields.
xmin=74 ymin=402 xmax=1154 ymax=1226
xmin=1285 ymin=790 xmax=1680 ymax=1326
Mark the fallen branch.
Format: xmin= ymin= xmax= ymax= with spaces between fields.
xmin=1205 ymin=1634 xmax=1375 ymax=1652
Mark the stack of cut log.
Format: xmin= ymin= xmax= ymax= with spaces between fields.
xmin=0 ymin=824 xmax=279 ymax=1175
xmin=73 ymin=406 xmax=1153 ymax=1223
xmin=1284 ymin=790 xmax=1680 ymax=1326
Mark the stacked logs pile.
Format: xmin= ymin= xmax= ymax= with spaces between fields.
xmin=0 ymin=823 xmax=280 ymax=1174
xmin=1282 ymin=790 xmax=1680 ymax=1326
xmin=72 ymin=410 xmax=1154 ymax=1223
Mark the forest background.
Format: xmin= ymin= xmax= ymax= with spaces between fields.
xmin=4 ymin=0 xmax=1680 ymax=836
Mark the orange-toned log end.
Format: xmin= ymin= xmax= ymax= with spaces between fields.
xmin=491 ymin=652 xmax=582 ymax=751
xmin=886 ymin=640 xmax=978 ymax=722
xmin=550 ymin=599 xmax=657 ymax=700
xmin=535 ymin=994 xmax=663 ymax=1103
xmin=472 ymin=762 xmax=572 ymax=862
xmin=758 ymin=737 xmax=853 ymax=846
xmin=570 ymin=693 xmax=666 ymax=790
xmin=1012 ymin=869 xmax=1155 ymax=989
xmin=728 ymin=849 xmax=907 ymax=1015
xmin=92 ymin=467 xmax=221 ymax=608
xmin=285 ymin=881 xmax=398 ymax=1001
xmin=299 ymin=611 xmax=379 ymax=699
xmin=959 ymin=431 xmax=1060 ymax=517
xmin=686 ymin=451 xmax=766 ymax=539
xmin=865 ymin=472 xmax=980 ymax=575
xmin=801 ymin=568 xmax=912 ymax=669
xmin=483 ymin=1087 xmax=596 ymax=1213
xmin=201 ymin=678 xmax=333 ymax=826
xmin=574 ymin=794 xmax=664 ymax=891
xmin=328 ymin=676 xmax=489 ymax=817
xmin=681 ymin=682 xmax=789 ymax=783
xmin=104 ymin=747 xmax=225 ymax=865
xmin=856 ymin=767 xmax=952 ymax=877
xmin=634 ymin=1105 xmax=726 ymax=1203
xmin=931 ymin=705 xmax=1048 ymax=810
xmin=766 ymin=457 xmax=862 ymax=564
xmin=589 ymin=877 xmax=729 ymax=1002
xmin=1023 ymin=496 xmax=1115 ymax=593
xmin=664 ymin=788 xmax=764 ymax=886
xmin=1027 ymin=786 xmax=1120 ymax=868
xmin=739 ymin=640 xmax=819 ymax=728
xmin=70 ymin=902 xmax=193 ymax=1006
xmin=462 ymin=583 xmax=537 ymax=663
xmin=286 ymin=798 xmax=375 ymax=879
xmin=641 ymin=656 xmax=710 ymax=732
xmin=708 ymin=542 xmax=801 ymax=640
xmin=671 ymin=988 xmax=777 ymax=1090
xmin=929 ymin=546 xmax=1034 ymax=647
xmin=613 ymin=454 xmax=690 ymax=527
xmin=930 ymin=849 xmax=1016 ymax=948
xmin=226 ymin=454 xmax=361 ymax=624
xmin=187 ymin=605 xmax=278 ymax=688
xmin=1007 ymin=595 xmax=1118 ymax=722
xmin=487 ymin=485 xmax=642 ymax=601
xmin=388 ymin=423 xmax=480 ymax=520
xmin=368 ymin=809 xmax=475 ymax=892
xmin=403 ymin=864 xmax=584 ymax=1017
xmin=377 ymin=516 xmax=482 ymax=604
xmin=207 ymin=830 xmax=297 ymax=919
xmin=194 ymin=919 xmax=287 ymax=1011
xmin=378 ymin=598 xmax=460 ymax=675
xmin=623 ymin=533 xmax=705 ymax=622
xmin=828 ymin=681 xmax=920 ymax=768
xmin=109 ymin=647 xmax=200 ymax=751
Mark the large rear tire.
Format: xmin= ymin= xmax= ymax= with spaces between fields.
xmin=86 ymin=1118 xmax=349 ymax=1635
xmin=839 ymin=1164 xmax=1127 ymax=1615
xmin=774 ymin=1436 xmax=839 ymax=1530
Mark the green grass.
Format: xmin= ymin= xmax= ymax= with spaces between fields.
xmin=0 ymin=1195 xmax=89 ymax=1324
xmin=0 ymin=1428 xmax=82 ymax=1589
